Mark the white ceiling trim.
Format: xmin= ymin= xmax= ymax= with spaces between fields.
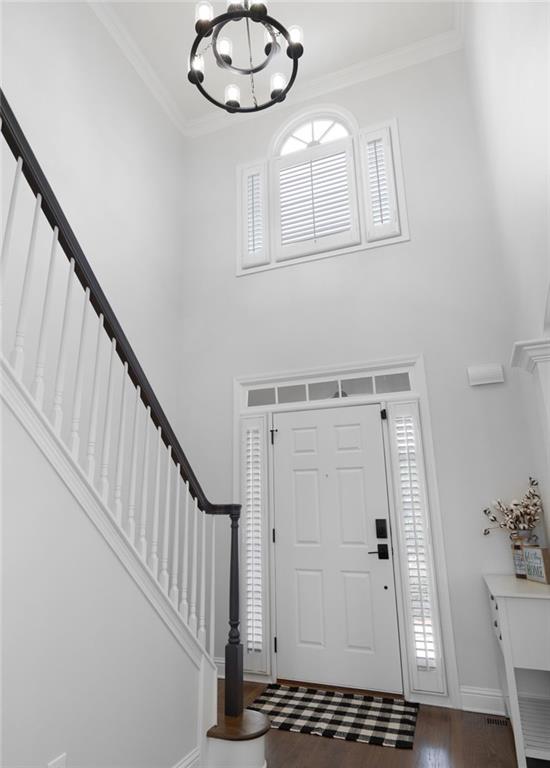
xmin=89 ymin=1 xmax=464 ymax=140
xmin=88 ymin=1 xmax=188 ymax=136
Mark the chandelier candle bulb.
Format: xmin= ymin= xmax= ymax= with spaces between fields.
xmin=227 ymin=1 xmax=244 ymax=12
xmin=287 ymin=25 xmax=304 ymax=59
xmin=194 ymin=1 xmax=213 ymax=35
xmin=270 ymin=72 xmax=287 ymax=100
xmin=218 ymin=37 xmax=233 ymax=66
xmin=264 ymin=27 xmax=275 ymax=55
xmin=288 ymin=25 xmax=303 ymax=44
xmin=187 ymin=54 xmax=205 ymax=84
xmin=225 ymin=83 xmax=241 ymax=111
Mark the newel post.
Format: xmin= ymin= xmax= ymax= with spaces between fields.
xmin=225 ymin=505 xmax=243 ymax=717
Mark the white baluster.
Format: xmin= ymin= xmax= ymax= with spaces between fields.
xmin=126 ymin=386 xmax=141 ymax=545
xmin=169 ymin=467 xmax=181 ymax=608
xmin=188 ymin=497 xmax=199 ymax=635
xmin=86 ymin=313 xmax=104 ymax=481
xmin=138 ymin=407 xmax=152 ymax=560
xmin=113 ymin=363 xmax=128 ymax=525
xmin=179 ymin=482 xmax=190 ymax=622
xmin=159 ymin=447 xmax=172 ymax=593
xmin=11 ymin=193 xmax=42 ymax=378
xmin=209 ymin=515 xmax=216 ymax=658
xmin=51 ymin=257 xmax=75 ymax=434
xmin=1 ymin=157 xmax=23 ymax=267
xmin=99 ymin=338 xmax=116 ymax=503
xmin=198 ymin=508 xmax=207 ymax=647
xmin=149 ymin=426 xmax=162 ymax=578
xmin=69 ymin=287 xmax=90 ymax=458
xmin=32 ymin=227 xmax=58 ymax=408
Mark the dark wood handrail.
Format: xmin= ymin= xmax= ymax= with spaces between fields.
xmin=0 ymin=89 xmax=239 ymax=518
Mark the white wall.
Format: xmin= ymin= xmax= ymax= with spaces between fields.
xmin=464 ymin=2 xmax=550 ymax=532
xmin=1 ymin=1 xmax=187 ymax=434
xmin=2 ymin=403 xmax=200 ymax=768
xmin=176 ymin=50 xmax=538 ymax=697
xmin=464 ymin=1 xmax=549 ymax=341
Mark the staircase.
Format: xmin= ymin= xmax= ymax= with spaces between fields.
xmin=1 ymin=91 xmax=268 ymax=768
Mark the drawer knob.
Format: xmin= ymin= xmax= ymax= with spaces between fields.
xmin=499 ymin=633 xmax=502 ymax=641
xmin=490 ymin=595 xmax=494 ymax=601
xmin=494 ymin=620 xmax=498 ymax=628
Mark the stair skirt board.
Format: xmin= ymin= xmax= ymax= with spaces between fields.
xmin=248 ymin=683 xmax=419 ymax=749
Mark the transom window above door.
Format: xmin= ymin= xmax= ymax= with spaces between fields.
xmin=237 ymin=108 xmax=409 ymax=274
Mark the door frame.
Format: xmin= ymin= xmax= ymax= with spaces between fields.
xmin=271 ymin=401 xmax=405 ymax=694
xmin=232 ymin=355 xmax=461 ymax=708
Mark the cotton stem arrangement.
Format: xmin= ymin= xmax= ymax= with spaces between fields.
xmin=483 ymin=477 xmax=543 ymax=538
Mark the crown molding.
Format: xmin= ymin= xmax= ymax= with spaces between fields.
xmin=511 ymin=339 xmax=550 ymax=373
xmin=88 ymin=1 xmax=189 ymax=136
xmin=89 ymin=1 xmax=464 ymax=140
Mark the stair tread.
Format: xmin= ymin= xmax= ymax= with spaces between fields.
xmin=207 ymin=709 xmax=270 ymax=741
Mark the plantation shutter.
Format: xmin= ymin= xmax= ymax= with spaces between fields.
xmin=364 ymin=126 xmax=401 ymax=242
xmin=241 ymin=164 xmax=268 ymax=269
xmin=272 ymin=137 xmax=360 ymax=261
xmin=240 ymin=415 xmax=268 ymax=671
xmin=388 ymin=401 xmax=446 ymax=695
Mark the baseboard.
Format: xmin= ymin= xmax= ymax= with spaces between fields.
xmin=460 ymin=686 xmax=506 ymax=715
xmin=214 ymin=657 xmax=274 ymax=685
xmin=172 ymin=746 xmax=200 ymax=768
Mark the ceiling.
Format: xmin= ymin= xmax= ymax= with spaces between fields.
xmin=91 ymin=2 xmax=462 ymax=137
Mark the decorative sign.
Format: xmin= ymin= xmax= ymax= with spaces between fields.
xmin=523 ymin=546 xmax=550 ymax=584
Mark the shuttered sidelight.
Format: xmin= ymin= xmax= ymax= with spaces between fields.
xmin=247 ymin=173 xmax=264 ymax=258
xmin=388 ymin=401 xmax=446 ymax=695
xmin=364 ymin=126 xmax=401 ymax=242
xmin=272 ymin=137 xmax=360 ymax=261
xmin=240 ymin=415 xmax=268 ymax=672
xmin=241 ymin=164 xmax=269 ymax=269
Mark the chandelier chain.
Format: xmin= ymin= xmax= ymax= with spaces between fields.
xmin=245 ymin=15 xmax=258 ymax=108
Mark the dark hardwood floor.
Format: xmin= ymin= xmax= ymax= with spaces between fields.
xmin=218 ymin=681 xmax=519 ymax=768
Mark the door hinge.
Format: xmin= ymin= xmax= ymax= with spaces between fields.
xmin=272 ymin=528 xmax=276 ymax=543
xmin=270 ymin=427 xmax=278 ymax=445
xmin=380 ymin=408 xmax=387 ymax=420
xmin=274 ymin=636 xmax=278 ymax=653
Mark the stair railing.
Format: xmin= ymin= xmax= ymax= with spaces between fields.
xmin=0 ymin=90 xmax=243 ymax=717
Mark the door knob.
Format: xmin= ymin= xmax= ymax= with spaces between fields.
xmin=368 ymin=543 xmax=389 ymax=560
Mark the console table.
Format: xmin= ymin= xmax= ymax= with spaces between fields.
xmin=484 ymin=575 xmax=550 ymax=767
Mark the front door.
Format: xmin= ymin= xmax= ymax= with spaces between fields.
xmin=273 ymin=404 xmax=402 ymax=693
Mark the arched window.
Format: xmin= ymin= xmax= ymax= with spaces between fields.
xmin=280 ymin=119 xmax=350 ymax=156
xmin=238 ymin=109 xmax=408 ymax=272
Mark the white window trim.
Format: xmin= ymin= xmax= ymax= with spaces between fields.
xmin=236 ymin=112 xmax=410 ymax=277
xmin=233 ymin=355 xmax=461 ymax=708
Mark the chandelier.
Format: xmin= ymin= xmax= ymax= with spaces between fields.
xmin=188 ymin=2 xmax=304 ymax=113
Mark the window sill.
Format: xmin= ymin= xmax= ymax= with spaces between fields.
xmin=236 ymin=232 xmax=411 ymax=277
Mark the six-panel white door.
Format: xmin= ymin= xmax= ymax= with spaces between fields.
xmin=273 ymin=404 xmax=402 ymax=693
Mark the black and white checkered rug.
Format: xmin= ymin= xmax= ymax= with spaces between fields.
xmin=248 ymin=683 xmax=419 ymax=749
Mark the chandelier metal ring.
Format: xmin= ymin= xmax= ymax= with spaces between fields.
xmin=188 ymin=8 xmax=302 ymax=114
